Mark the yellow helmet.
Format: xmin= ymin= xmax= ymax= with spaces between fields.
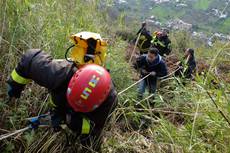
xmin=67 ymin=32 xmax=108 ymax=67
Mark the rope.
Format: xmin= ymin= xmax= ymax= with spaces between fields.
xmin=159 ymin=67 xmax=180 ymax=80
xmin=0 ymin=114 xmax=50 ymax=141
xmin=118 ymin=67 xmax=180 ymax=95
xmin=135 ymin=93 xmax=154 ymax=105
xmin=0 ymin=124 xmax=51 ymax=141
xmin=128 ymin=31 xmax=142 ymax=64
xmin=0 ymin=127 xmax=30 ymax=141
xmin=118 ymin=73 xmax=151 ymax=95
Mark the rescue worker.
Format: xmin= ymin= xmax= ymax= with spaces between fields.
xmin=151 ymin=29 xmax=172 ymax=56
xmin=134 ymin=47 xmax=168 ymax=105
xmin=175 ymin=48 xmax=196 ymax=78
xmin=135 ymin=22 xmax=153 ymax=54
xmin=6 ymin=49 xmax=118 ymax=152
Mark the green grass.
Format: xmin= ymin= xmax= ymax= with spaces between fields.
xmin=194 ymin=0 xmax=213 ymax=10
xmin=219 ymin=18 xmax=230 ymax=34
xmin=151 ymin=6 xmax=186 ymax=22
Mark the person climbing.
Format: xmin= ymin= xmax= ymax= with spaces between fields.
xmin=151 ymin=29 xmax=172 ymax=56
xmin=175 ymin=48 xmax=196 ymax=79
xmin=6 ymin=49 xmax=118 ymax=152
xmin=134 ymin=47 xmax=168 ymax=106
xmin=135 ymin=22 xmax=153 ymax=54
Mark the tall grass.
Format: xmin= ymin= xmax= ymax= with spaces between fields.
xmin=0 ymin=0 xmax=121 ymax=152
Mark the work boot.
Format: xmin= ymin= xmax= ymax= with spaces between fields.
xmin=135 ymin=102 xmax=144 ymax=112
xmin=140 ymin=116 xmax=152 ymax=130
xmin=137 ymin=94 xmax=143 ymax=101
xmin=136 ymin=94 xmax=144 ymax=110
xmin=147 ymin=96 xmax=155 ymax=108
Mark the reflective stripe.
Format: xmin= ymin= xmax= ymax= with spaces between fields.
xmin=138 ymin=36 xmax=149 ymax=52
xmin=156 ymin=40 xmax=165 ymax=47
xmin=11 ymin=69 xmax=31 ymax=84
xmin=151 ymin=36 xmax=166 ymax=48
xmin=82 ymin=117 xmax=90 ymax=134
xmin=139 ymin=39 xmax=146 ymax=48
xmin=49 ymin=99 xmax=57 ymax=108
xmin=167 ymin=43 xmax=171 ymax=50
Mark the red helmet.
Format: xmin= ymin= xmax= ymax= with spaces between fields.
xmin=156 ymin=31 xmax=162 ymax=36
xmin=66 ymin=64 xmax=111 ymax=112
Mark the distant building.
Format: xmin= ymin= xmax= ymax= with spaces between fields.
xmin=152 ymin=0 xmax=171 ymax=4
xmin=167 ymin=19 xmax=193 ymax=31
xmin=211 ymin=8 xmax=228 ymax=19
xmin=176 ymin=3 xmax=188 ymax=7
xmin=117 ymin=0 xmax=127 ymax=4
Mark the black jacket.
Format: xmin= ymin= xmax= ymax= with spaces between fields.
xmin=184 ymin=55 xmax=196 ymax=78
xmin=136 ymin=27 xmax=153 ymax=53
xmin=7 ymin=49 xmax=118 ymax=137
xmin=134 ymin=54 xmax=168 ymax=80
xmin=152 ymin=34 xmax=171 ymax=56
xmin=175 ymin=55 xmax=196 ymax=78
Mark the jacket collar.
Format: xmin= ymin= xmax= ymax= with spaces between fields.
xmin=145 ymin=54 xmax=161 ymax=66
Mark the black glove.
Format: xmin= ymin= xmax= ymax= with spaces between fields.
xmin=51 ymin=113 xmax=62 ymax=132
xmin=65 ymin=113 xmax=82 ymax=135
xmin=141 ymin=69 xmax=149 ymax=76
xmin=150 ymin=71 xmax=156 ymax=76
xmin=66 ymin=112 xmax=93 ymax=135
xmin=28 ymin=114 xmax=50 ymax=129
xmin=6 ymin=80 xmax=25 ymax=98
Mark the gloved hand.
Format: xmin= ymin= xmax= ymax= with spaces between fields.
xmin=65 ymin=113 xmax=82 ymax=134
xmin=7 ymin=81 xmax=24 ymax=98
xmin=51 ymin=113 xmax=62 ymax=132
xmin=28 ymin=117 xmax=40 ymax=129
xmin=28 ymin=114 xmax=50 ymax=129
xmin=141 ymin=69 xmax=149 ymax=75
xmin=150 ymin=71 xmax=156 ymax=76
